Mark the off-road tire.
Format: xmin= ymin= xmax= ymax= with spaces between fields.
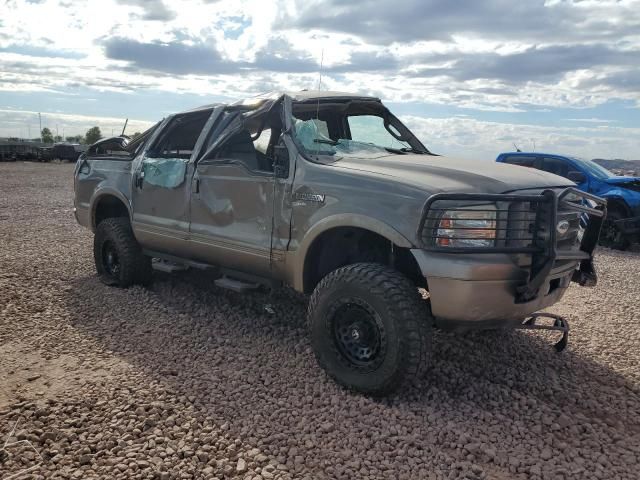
xmin=599 ymin=208 xmax=630 ymax=251
xmin=94 ymin=217 xmax=152 ymax=287
xmin=308 ymin=263 xmax=432 ymax=395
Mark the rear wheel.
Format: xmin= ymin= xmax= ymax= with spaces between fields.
xmin=94 ymin=217 xmax=152 ymax=287
xmin=599 ymin=208 xmax=630 ymax=250
xmin=308 ymin=263 xmax=432 ymax=395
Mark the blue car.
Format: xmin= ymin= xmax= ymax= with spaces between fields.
xmin=496 ymin=152 xmax=640 ymax=249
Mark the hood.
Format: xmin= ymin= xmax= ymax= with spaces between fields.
xmin=332 ymin=154 xmax=573 ymax=194
xmin=604 ymin=176 xmax=640 ymax=186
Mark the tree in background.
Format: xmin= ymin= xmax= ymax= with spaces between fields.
xmin=41 ymin=127 xmax=54 ymax=143
xmin=54 ymin=135 xmax=63 ymax=142
xmin=131 ymin=132 xmax=142 ymax=139
xmin=85 ymin=126 xmax=102 ymax=145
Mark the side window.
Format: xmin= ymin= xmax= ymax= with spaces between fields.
xmin=217 ymin=130 xmax=260 ymax=171
xmin=541 ymin=157 xmax=570 ymax=178
xmin=502 ymin=155 xmax=537 ymax=168
xmin=253 ymin=128 xmax=272 ymax=155
xmin=141 ymin=111 xmax=209 ymax=188
xmin=215 ymin=111 xmax=281 ymax=173
xmin=125 ymin=122 xmax=161 ymax=156
xmin=149 ymin=111 xmax=210 ymax=160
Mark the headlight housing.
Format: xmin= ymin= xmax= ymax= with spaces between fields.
xmin=435 ymin=205 xmax=497 ymax=247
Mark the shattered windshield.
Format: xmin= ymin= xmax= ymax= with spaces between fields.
xmin=291 ymin=101 xmax=427 ymax=162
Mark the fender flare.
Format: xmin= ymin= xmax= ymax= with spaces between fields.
xmin=89 ymin=188 xmax=132 ymax=231
xmin=292 ymin=213 xmax=414 ymax=291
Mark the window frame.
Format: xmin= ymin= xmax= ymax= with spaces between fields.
xmin=147 ymin=110 xmax=212 ymax=161
xmin=198 ymin=103 xmax=283 ymax=176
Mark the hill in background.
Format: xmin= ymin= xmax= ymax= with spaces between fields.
xmin=592 ymin=159 xmax=640 ymax=176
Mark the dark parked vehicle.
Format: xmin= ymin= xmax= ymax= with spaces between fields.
xmin=497 ymin=152 xmax=640 ymax=249
xmin=36 ymin=146 xmax=54 ymax=162
xmin=74 ymin=91 xmax=606 ymax=394
xmin=52 ymin=143 xmax=86 ymax=162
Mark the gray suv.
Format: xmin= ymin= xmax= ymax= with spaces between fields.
xmin=74 ymin=91 xmax=605 ymax=394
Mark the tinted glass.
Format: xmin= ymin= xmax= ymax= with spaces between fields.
xmin=541 ymin=157 xmax=570 ymax=178
xmin=502 ymin=156 xmax=537 ymax=168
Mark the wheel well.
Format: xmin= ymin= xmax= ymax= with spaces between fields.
xmin=605 ymin=197 xmax=630 ymax=217
xmin=302 ymin=227 xmax=424 ymax=294
xmin=94 ymin=195 xmax=130 ymax=228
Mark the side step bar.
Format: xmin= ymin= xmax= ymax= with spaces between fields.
xmin=214 ymin=276 xmax=260 ymax=293
xmin=143 ymin=249 xmax=278 ymax=292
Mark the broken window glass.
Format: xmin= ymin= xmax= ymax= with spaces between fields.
xmin=141 ymin=158 xmax=188 ymax=188
xmin=142 ymin=110 xmax=211 ymax=188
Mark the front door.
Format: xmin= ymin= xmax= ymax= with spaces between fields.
xmin=131 ymin=109 xmax=213 ymax=257
xmin=189 ymin=114 xmax=280 ymax=276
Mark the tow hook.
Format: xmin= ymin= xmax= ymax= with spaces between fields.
xmin=517 ymin=312 xmax=570 ymax=352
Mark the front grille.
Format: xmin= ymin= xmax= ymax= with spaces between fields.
xmin=506 ymin=201 xmax=582 ymax=252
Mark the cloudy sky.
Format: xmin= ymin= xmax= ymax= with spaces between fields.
xmin=1 ymin=0 xmax=639 ymax=159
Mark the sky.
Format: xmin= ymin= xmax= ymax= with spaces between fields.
xmin=0 ymin=0 xmax=639 ymax=160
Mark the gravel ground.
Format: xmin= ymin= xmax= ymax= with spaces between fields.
xmin=1 ymin=161 xmax=639 ymax=480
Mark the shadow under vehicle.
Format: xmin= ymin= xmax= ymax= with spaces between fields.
xmin=73 ymin=91 xmax=606 ymax=395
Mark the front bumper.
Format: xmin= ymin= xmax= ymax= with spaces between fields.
xmin=412 ymin=250 xmax=575 ymax=325
xmin=413 ymin=187 xmax=606 ymax=325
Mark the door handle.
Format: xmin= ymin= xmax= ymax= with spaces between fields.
xmin=194 ymin=177 xmax=200 ymax=193
xmin=135 ymin=170 xmax=145 ymax=188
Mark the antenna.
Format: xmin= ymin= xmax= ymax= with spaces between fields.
xmin=317 ymin=49 xmax=324 ymax=92
xmin=121 ymin=118 xmax=129 ymax=136
xmin=314 ymin=48 xmax=324 ymax=156
xmin=315 ymin=48 xmax=324 ymax=120
xmin=513 ymin=143 xmax=521 ymax=152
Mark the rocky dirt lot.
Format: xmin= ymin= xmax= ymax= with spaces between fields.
xmin=1 ymin=161 xmax=639 ymax=480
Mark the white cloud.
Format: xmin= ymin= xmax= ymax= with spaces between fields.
xmin=0 ymin=108 xmax=154 ymax=138
xmin=0 ymin=0 xmax=639 ymax=158
xmin=403 ymin=115 xmax=640 ymax=160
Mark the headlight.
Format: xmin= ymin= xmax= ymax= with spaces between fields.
xmin=436 ymin=205 xmax=497 ymax=247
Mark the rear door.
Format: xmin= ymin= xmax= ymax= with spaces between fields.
xmin=131 ymin=109 xmax=213 ymax=257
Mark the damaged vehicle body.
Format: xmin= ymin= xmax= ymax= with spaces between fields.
xmin=74 ymin=91 xmax=605 ymax=395
xmin=497 ymin=152 xmax=640 ymax=249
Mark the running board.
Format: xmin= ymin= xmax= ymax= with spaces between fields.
xmin=214 ymin=276 xmax=261 ymax=293
xmin=152 ymin=258 xmax=189 ymax=273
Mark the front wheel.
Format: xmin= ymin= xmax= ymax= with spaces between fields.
xmin=308 ymin=263 xmax=432 ymax=395
xmin=599 ymin=208 xmax=630 ymax=250
xmin=94 ymin=217 xmax=152 ymax=287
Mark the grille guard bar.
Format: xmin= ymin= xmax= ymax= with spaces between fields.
xmin=417 ymin=187 xmax=607 ymax=302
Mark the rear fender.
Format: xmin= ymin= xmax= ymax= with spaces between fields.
xmin=89 ymin=188 xmax=132 ymax=231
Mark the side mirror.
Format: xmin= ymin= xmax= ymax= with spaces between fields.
xmin=273 ymin=144 xmax=289 ymax=178
xmin=567 ymin=170 xmax=586 ymax=184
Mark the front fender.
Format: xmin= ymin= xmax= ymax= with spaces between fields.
xmin=291 ymin=213 xmax=413 ymax=291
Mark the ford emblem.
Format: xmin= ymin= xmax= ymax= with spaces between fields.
xmin=556 ymin=220 xmax=570 ymax=235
